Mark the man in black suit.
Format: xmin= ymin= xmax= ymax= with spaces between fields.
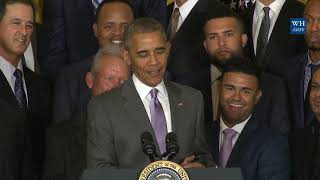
xmin=166 ymin=0 xmax=223 ymax=123
xmin=0 ymin=99 xmax=34 ymax=180
xmin=243 ymin=0 xmax=306 ymax=70
xmin=40 ymin=0 xmax=166 ymax=83
xmin=207 ymin=60 xmax=290 ymax=180
xmin=0 ymin=0 xmax=51 ymax=178
xmin=52 ymin=0 xmax=133 ymax=123
xmin=203 ymin=5 xmax=290 ymax=133
xmin=290 ymin=66 xmax=320 ymax=180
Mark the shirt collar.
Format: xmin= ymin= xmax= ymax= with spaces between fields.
xmin=219 ymin=114 xmax=252 ymax=134
xmin=174 ymin=0 xmax=199 ymax=20
xmin=307 ymin=51 xmax=320 ymax=67
xmin=132 ymin=74 xmax=168 ymax=100
xmin=255 ymin=0 xmax=285 ymax=16
xmin=0 ymin=56 xmax=24 ymax=78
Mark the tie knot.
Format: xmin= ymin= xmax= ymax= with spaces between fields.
xmin=173 ymin=8 xmax=180 ymax=16
xmin=150 ymin=88 xmax=158 ymax=99
xmin=263 ymin=7 xmax=270 ymax=16
xmin=223 ymin=128 xmax=237 ymax=140
xmin=14 ymin=69 xmax=23 ymax=79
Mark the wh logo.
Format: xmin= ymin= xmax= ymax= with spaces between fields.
xmin=290 ymin=18 xmax=306 ymax=34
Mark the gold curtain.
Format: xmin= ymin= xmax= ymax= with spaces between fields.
xmin=32 ymin=0 xmax=43 ymax=24
xmin=167 ymin=0 xmax=174 ymax=5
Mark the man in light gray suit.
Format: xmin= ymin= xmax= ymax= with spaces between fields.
xmin=87 ymin=17 xmax=214 ymax=169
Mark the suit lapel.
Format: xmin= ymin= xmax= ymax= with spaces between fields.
xmin=227 ymin=116 xmax=260 ymax=167
xmin=0 ymin=69 xmax=19 ymax=108
xmin=23 ymin=67 xmax=35 ymax=111
xmin=208 ymin=122 xmax=220 ymax=163
xmin=120 ymin=78 xmax=159 ymax=151
xmin=164 ymin=81 xmax=185 ymax=134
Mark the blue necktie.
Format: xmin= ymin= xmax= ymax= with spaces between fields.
xmin=149 ymin=88 xmax=167 ymax=154
xmin=14 ymin=69 xmax=27 ymax=110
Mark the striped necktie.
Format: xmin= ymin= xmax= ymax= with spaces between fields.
xmin=92 ymin=0 xmax=102 ymax=11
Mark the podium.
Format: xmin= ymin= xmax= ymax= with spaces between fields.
xmin=81 ymin=167 xmax=243 ymax=180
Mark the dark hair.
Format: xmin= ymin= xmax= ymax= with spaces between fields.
xmin=123 ymin=17 xmax=167 ymax=50
xmin=0 ymin=0 xmax=35 ymax=21
xmin=205 ymin=3 xmax=246 ymax=33
xmin=95 ymin=0 xmax=135 ymax=22
xmin=222 ymin=57 xmax=262 ymax=88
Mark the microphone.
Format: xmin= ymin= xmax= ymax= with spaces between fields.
xmin=141 ymin=132 xmax=156 ymax=162
xmin=163 ymin=132 xmax=179 ymax=161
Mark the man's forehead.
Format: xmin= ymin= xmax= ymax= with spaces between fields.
xmin=4 ymin=4 xmax=34 ymax=22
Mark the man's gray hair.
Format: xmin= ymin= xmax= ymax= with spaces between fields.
xmin=90 ymin=43 xmax=123 ymax=74
xmin=123 ymin=17 xmax=167 ymax=50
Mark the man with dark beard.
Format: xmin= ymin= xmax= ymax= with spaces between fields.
xmin=271 ymin=0 xmax=320 ymax=129
xmin=203 ymin=5 xmax=291 ymax=133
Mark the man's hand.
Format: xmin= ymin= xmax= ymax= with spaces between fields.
xmin=180 ymin=155 xmax=205 ymax=168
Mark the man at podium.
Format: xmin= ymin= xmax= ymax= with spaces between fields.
xmin=86 ymin=18 xmax=214 ymax=169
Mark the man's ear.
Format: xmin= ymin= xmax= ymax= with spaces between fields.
xmin=86 ymin=72 xmax=94 ymax=89
xmin=254 ymin=89 xmax=262 ymax=104
xmin=93 ymin=23 xmax=98 ymax=38
xmin=122 ymin=50 xmax=131 ymax=66
xmin=241 ymin=33 xmax=248 ymax=48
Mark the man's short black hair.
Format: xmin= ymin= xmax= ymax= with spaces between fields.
xmin=222 ymin=57 xmax=262 ymax=88
xmin=206 ymin=2 xmax=246 ymax=33
xmin=95 ymin=0 xmax=135 ymax=22
xmin=0 ymin=0 xmax=35 ymax=21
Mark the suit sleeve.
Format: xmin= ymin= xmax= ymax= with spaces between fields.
xmin=40 ymin=0 xmax=68 ymax=82
xmin=193 ymin=91 xmax=215 ymax=167
xmin=52 ymin=68 xmax=72 ymax=123
xmin=87 ymin=96 xmax=118 ymax=168
xmin=257 ymin=135 xmax=290 ymax=180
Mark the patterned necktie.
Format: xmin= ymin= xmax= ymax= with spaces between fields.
xmin=14 ymin=69 xmax=27 ymax=110
xmin=219 ymin=128 xmax=237 ymax=167
xmin=256 ymin=7 xmax=270 ymax=66
xmin=168 ymin=8 xmax=180 ymax=40
xmin=149 ymin=88 xmax=168 ymax=155
xmin=92 ymin=0 xmax=102 ymax=11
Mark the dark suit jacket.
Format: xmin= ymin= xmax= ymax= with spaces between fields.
xmin=289 ymin=119 xmax=320 ymax=180
xmin=40 ymin=0 xmax=166 ymax=83
xmin=166 ymin=0 xmax=222 ymax=123
xmin=43 ymin=113 xmax=87 ymax=180
xmin=0 ymin=99 xmax=35 ymax=180
xmin=0 ymin=66 xmax=51 ymax=178
xmin=271 ymin=53 xmax=310 ymax=129
xmin=253 ymin=72 xmax=291 ymax=133
xmin=207 ymin=116 xmax=290 ymax=180
xmin=87 ymin=77 xmax=213 ymax=169
xmin=53 ymin=57 xmax=92 ymax=123
xmin=243 ymin=0 xmax=306 ymax=69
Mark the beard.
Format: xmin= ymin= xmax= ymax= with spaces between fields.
xmin=208 ymin=49 xmax=244 ymax=69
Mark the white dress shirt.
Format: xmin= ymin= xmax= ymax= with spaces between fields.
xmin=219 ymin=115 xmax=251 ymax=151
xmin=252 ymin=0 xmax=285 ymax=54
xmin=173 ymin=0 xmax=199 ymax=31
xmin=133 ymin=74 xmax=172 ymax=132
xmin=24 ymin=43 xmax=35 ymax=72
xmin=0 ymin=57 xmax=29 ymax=105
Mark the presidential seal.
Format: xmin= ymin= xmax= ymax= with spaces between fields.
xmin=138 ymin=160 xmax=189 ymax=180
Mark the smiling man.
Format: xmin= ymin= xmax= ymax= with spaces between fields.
xmin=0 ymin=0 xmax=51 ymax=178
xmin=87 ymin=17 xmax=214 ymax=169
xmin=207 ymin=59 xmax=290 ymax=180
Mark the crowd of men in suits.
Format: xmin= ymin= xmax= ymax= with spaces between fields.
xmin=1 ymin=0 xmax=320 ymax=179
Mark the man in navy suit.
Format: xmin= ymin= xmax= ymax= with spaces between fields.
xmin=203 ymin=5 xmax=291 ymax=133
xmin=52 ymin=0 xmax=133 ymax=123
xmin=40 ymin=0 xmax=166 ymax=83
xmin=290 ymin=66 xmax=320 ymax=180
xmin=207 ymin=60 xmax=289 ymax=180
